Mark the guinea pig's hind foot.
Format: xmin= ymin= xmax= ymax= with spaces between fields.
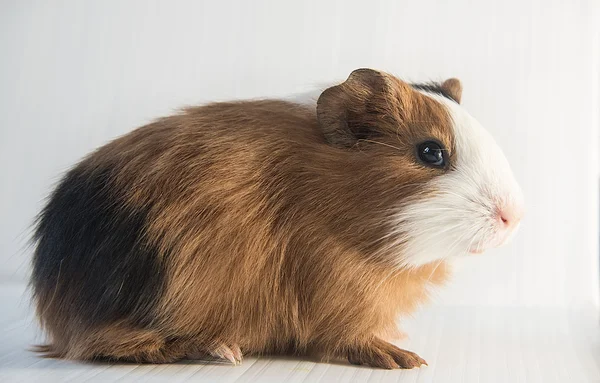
xmin=188 ymin=343 xmax=243 ymax=365
xmin=211 ymin=343 xmax=243 ymax=365
xmin=346 ymin=338 xmax=427 ymax=369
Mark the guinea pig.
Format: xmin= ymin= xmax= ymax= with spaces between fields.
xmin=30 ymin=68 xmax=524 ymax=369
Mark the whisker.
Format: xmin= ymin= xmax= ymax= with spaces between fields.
xmin=359 ymin=139 xmax=451 ymax=152
xmin=358 ymin=139 xmax=403 ymax=151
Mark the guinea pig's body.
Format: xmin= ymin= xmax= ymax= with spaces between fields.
xmin=31 ymin=69 xmax=523 ymax=369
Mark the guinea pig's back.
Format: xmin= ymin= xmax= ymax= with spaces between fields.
xmin=31 ymin=100 xmax=320 ymax=358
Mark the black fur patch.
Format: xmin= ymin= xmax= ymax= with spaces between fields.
xmin=32 ymin=164 xmax=165 ymax=328
xmin=411 ymin=82 xmax=457 ymax=103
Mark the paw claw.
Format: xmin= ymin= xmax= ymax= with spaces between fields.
xmin=210 ymin=343 xmax=243 ymax=365
xmin=231 ymin=344 xmax=243 ymax=363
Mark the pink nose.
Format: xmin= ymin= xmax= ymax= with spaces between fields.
xmin=499 ymin=204 xmax=523 ymax=228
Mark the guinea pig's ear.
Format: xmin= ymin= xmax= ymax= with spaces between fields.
xmin=441 ymin=78 xmax=462 ymax=104
xmin=316 ymin=68 xmax=412 ymax=148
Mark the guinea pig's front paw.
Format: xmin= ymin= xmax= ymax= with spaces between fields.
xmin=346 ymin=338 xmax=427 ymax=369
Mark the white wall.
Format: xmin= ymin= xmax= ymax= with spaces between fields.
xmin=1 ymin=0 xmax=598 ymax=308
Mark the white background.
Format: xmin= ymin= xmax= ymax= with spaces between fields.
xmin=1 ymin=0 xmax=598 ymax=310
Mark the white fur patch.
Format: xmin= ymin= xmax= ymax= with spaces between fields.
xmin=390 ymin=93 xmax=524 ymax=268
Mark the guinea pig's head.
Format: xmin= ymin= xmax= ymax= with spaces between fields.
xmin=317 ymin=68 xmax=524 ymax=267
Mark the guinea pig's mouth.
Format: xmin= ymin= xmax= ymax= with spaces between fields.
xmin=468 ymin=248 xmax=485 ymax=255
xmin=466 ymin=221 xmax=521 ymax=255
xmin=466 ymin=237 xmax=505 ymax=255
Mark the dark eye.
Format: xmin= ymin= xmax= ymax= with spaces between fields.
xmin=417 ymin=141 xmax=446 ymax=167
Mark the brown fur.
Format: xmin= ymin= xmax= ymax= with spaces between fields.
xmin=34 ymin=69 xmax=455 ymax=368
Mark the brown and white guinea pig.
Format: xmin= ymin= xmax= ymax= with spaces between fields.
xmin=30 ymin=68 xmax=524 ymax=369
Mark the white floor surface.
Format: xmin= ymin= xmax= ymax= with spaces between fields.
xmin=1 ymin=284 xmax=599 ymax=383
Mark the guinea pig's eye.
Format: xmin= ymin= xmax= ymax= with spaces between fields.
xmin=417 ymin=141 xmax=446 ymax=168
